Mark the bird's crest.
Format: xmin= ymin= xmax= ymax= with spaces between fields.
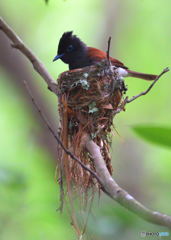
xmin=58 ymin=31 xmax=86 ymax=54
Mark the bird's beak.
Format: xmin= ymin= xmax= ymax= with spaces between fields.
xmin=53 ymin=53 xmax=64 ymax=62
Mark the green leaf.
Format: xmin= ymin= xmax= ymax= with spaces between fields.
xmin=132 ymin=125 xmax=171 ymax=148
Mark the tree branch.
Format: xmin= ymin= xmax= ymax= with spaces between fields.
xmin=0 ymin=17 xmax=58 ymax=95
xmin=85 ymin=138 xmax=171 ymax=228
xmin=1 ymin=16 xmax=171 ymax=229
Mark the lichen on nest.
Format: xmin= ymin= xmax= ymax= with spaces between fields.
xmin=57 ymin=60 xmax=127 ymax=193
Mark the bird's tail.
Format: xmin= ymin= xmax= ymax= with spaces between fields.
xmin=127 ymin=70 xmax=157 ymax=81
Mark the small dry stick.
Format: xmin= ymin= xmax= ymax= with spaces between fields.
xmin=106 ymin=36 xmax=118 ymax=94
xmin=106 ymin=36 xmax=112 ymax=61
xmin=127 ymin=67 xmax=170 ymax=103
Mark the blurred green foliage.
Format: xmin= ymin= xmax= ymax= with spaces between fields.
xmin=0 ymin=0 xmax=171 ymax=240
xmin=0 ymin=69 xmax=74 ymax=240
xmin=133 ymin=125 xmax=171 ymax=148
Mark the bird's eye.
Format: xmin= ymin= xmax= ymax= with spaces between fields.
xmin=67 ymin=44 xmax=74 ymax=52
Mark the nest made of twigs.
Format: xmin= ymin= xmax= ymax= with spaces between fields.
xmin=57 ymin=60 xmax=127 ymax=193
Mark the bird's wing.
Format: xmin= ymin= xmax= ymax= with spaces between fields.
xmin=88 ymin=47 xmax=128 ymax=69
xmin=88 ymin=48 xmax=157 ymax=80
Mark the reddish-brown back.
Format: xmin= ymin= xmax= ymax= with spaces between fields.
xmin=87 ymin=47 xmax=128 ymax=69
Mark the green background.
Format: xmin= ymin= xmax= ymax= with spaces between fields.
xmin=0 ymin=0 xmax=171 ymax=239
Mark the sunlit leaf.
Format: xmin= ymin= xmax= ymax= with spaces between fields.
xmin=132 ymin=125 xmax=171 ymax=148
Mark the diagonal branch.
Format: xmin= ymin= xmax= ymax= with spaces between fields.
xmin=113 ymin=68 xmax=169 ymax=116
xmin=0 ymin=17 xmax=58 ymax=95
xmin=126 ymin=67 xmax=169 ymax=103
xmin=85 ymin=139 xmax=171 ymax=228
xmin=1 ymin=16 xmax=171 ymax=229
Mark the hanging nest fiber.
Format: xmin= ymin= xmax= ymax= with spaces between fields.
xmin=57 ymin=60 xmax=127 ymax=194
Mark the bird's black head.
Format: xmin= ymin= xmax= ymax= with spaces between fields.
xmin=53 ymin=31 xmax=88 ymax=70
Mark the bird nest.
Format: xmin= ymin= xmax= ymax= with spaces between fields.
xmin=57 ymin=60 xmax=127 ymax=193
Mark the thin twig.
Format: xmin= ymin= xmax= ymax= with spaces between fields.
xmin=23 ymin=80 xmax=106 ymax=191
xmin=106 ymin=36 xmax=112 ymax=62
xmin=127 ymin=67 xmax=170 ymax=103
xmin=113 ymin=68 xmax=169 ymax=116
xmin=56 ymin=176 xmax=64 ymax=212
xmin=106 ymin=36 xmax=118 ymax=94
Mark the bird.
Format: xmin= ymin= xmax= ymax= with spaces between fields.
xmin=53 ymin=31 xmax=157 ymax=80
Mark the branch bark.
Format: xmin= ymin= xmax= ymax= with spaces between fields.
xmin=1 ymin=16 xmax=171 ymax=229
xmin=0 ymin=17 xmax=58 ymax=95
xmin=85 ymin=138 xmax=171 ymax=228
